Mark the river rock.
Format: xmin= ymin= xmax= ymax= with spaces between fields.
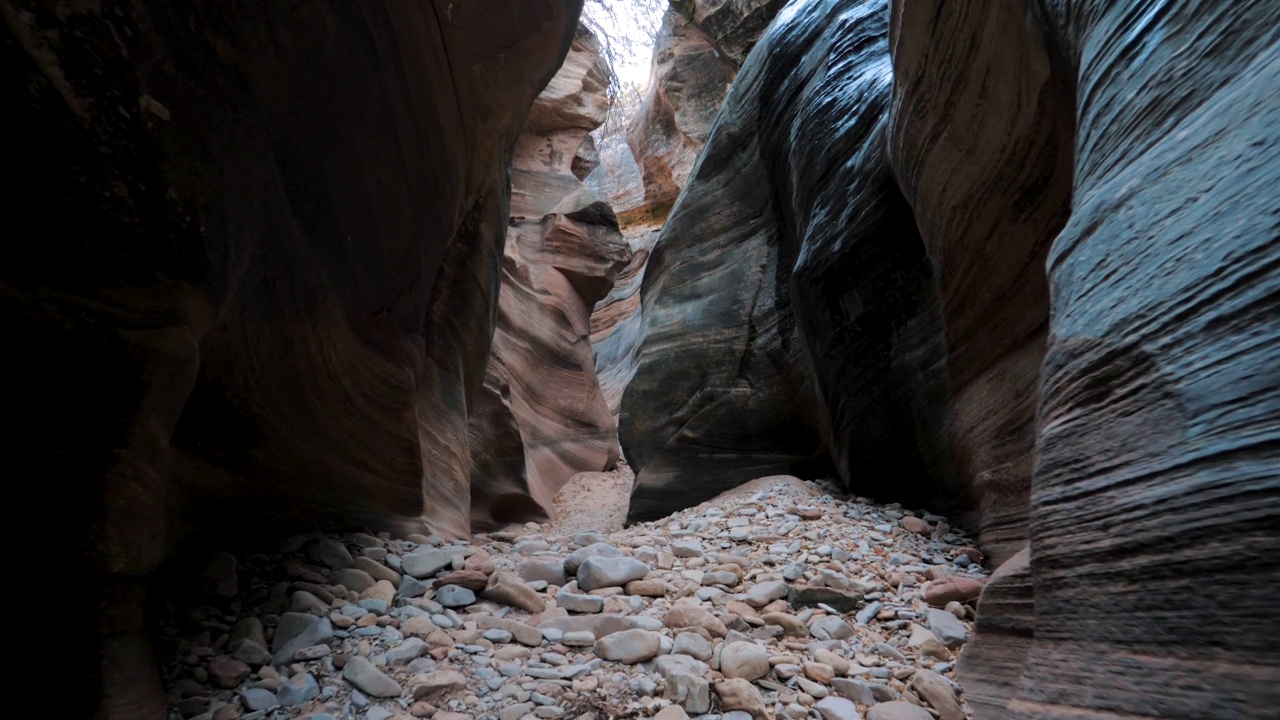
xmin=564 ymin=543 xmax=624 ymax=575
xmin=342 ymin=656 xmax=402 ymax=698
xmin=275 ymin=672 xmax=320 ymax=707
xmin=307 ymin=538 xmax=353 ymax=569
xmin=926 ymin=608 xmax=967 ymax=648
xmin=910 ymin=669 xmax=964 ymax=720
xmin=577 ymin=556 xmax=649 ymax=591
xmin=409 ymin=669 xmax=467 ymax=702
xmin=519 ymin=559 xmax=569 ymax=586
xmin=432 ymin=570 xmax=489 ymax=592
xmin=557 ymin=589 xmax=605 ymax=613
xmin=867 ymin=702 xmax=932 ymax=720
xmin=482 ymin=572 xmax=546 ymax=612
xmin=810 ymin=615 xmax=854 ymax=641
xmin=668 ymin=603 xmax=726 ymax=634
xmin=656 ymin=654 xmax=712 ymax=714
xmin=745 ymin=580 xmax=788 ymax=608
xmin=403 ymin=549 xmax=457 ymax=580
xmin=716 ymin=679 xmax=768 ymax=720
xmin=923 ymin=576 xmax=985 ymax=607
xmin=435 ymin=584 xmax=476 ymax=608
xmin=719 ymin=641 xmax=769 ymax=681
xmin=594 ymin=629 xmax=662 ymax=663
xmin=815 ymin=696 xmax=862 ymax=720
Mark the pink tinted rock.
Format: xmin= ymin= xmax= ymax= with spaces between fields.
xmin=924 ymin=576 xmax=987 ymax=607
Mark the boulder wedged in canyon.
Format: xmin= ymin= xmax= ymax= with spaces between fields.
xmin=3 ymin=1 xmax=580 ymax=717
xmin=470 ymin=26 xmax=631 ymax=529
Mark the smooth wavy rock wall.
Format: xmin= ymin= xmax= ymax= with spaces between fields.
xmin=591 ymin=0 xmax=783 ymax=417
xmin=622 ymin=0 xmax=1279 ymax=716
xmin=622 ymin=0 xmax=932 ymax=520
xmin=470 ymin=26 xmax=630 ymax=528
xmin=3 ymin=1 xmax=580 ymax=717
xmin=956 ymin=0 xmax=1280 ymax=717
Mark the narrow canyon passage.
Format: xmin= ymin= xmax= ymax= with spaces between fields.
xmin=2 ymin=0 xmax=1275 ymax=719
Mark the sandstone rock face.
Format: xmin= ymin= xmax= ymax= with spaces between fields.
xmin=621 ymin=0 xmax=909 ymax=520
xmin=886 ymin=0 xmax=1074 ymax=570
xmin=623 ymin=0 xmax=783 ymax=228
xmin=3 ymin=1 xmax=580 ymax=717
xmin=996 ymin=1 xmax=1279 ymax=716
xmin=954 ymin=547 xmax=1032 ymax=717
xmin=470 ymin=26 xmax=630 ymax=529
xmin=624 ymin=0 xmax=1279 ymax=716
xmin=589 ymin=1 xmax=782 ymax=417
xmin=673 ymin=0 xmax=790 ymax=67
xmin=889 ymin=0 xmax=1280 ymax=716
xmin=590 ymin=227 xmax=661 ymax=415
xmin=628 ymin=9 xmax=737 ymax=226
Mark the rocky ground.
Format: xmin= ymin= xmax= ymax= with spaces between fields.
xmin=163 ymin=476 xmax=989 ymax=720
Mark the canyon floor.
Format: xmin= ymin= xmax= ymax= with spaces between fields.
xmin=164 ymin=475 xmax=989 ymax=720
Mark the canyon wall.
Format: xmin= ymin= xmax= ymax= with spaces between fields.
xmin=590 ymin=0 xmax=783 ymax=416
xmin=3 ymin=1 xmax=580 ymax=717
xmin=622 ymin=0 xmax=1279 ymax=715
xmin=886 ymin=0 xmax=1075 ymax=567
xmin=621 ymin=0 xmax=940 ymax=521
xmin=985 ymin=0 xmax=1280 ymax=716
xmin=470 ymin=26 xmax=631 ymax=529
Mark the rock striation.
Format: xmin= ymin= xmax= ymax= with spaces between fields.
xmin=672 ymin=0 xmax=790 ymax=67
xmin=623 ymin=0 xmax=1280 ymax=716
xmin=622 ymin=0 xmax=916 ymax=521
xmin=470 ymin=25 xmax=630 ymax=529
xmin=886 ymin=0 xmax=1074 ymax=570
xmin=976 ymin=1 xmax=1280 ymax=717
xmin=627 ymin=8 xmax=738 ymax=228
xmin=4 ymin=1 xmax=581 ymax=717
xmin=589 ymin=0 xmax=783 ymax=416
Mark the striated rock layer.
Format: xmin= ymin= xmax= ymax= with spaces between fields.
xmin=590 ymin=0 xmax=783 ymax=417
xmin=622 ymin=0 xmax=944 ymax=521
xmin=886 ymin=0 xmax=1075 ymax=568
xmin=627 ymin=8 xmax=737 ymax=226
xmin=1003 ymin=1 xmax=1280 ymax=717
xmin=623 ymin=0 xmax=1280 ymax=715
xmin=470 ymin=26 xmax=631 ymax=529
xmin=672 ymin=0 xmax=790 ymax=67
xmin=890 ymin=0 xmax=1280 ymax=716
xmin=3 ymin=1 xmax=581 ymax=717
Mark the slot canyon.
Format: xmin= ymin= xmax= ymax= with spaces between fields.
xmin=2 ymin=1 xmax=1276 ymax=719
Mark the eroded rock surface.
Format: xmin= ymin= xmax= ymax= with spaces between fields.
xmin=589 ymin=0 xmax=782 ymax=416
xmin=998 ymin=1 xmax=1280 ymax=716
xmin=621 ymin=0 xmax=911 ymax=520
xmin=623 ymin=0 xmax=1280 ymax=717
xmin=470 ymin=26 xmax=630 ymax=529
xmin=4 ymin=1 xmax=581 ymax=716
xmin=886 ymin=0 xmax=1074 ymax=570
xmin=673 ymin=0 xmax=790 ymax=67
